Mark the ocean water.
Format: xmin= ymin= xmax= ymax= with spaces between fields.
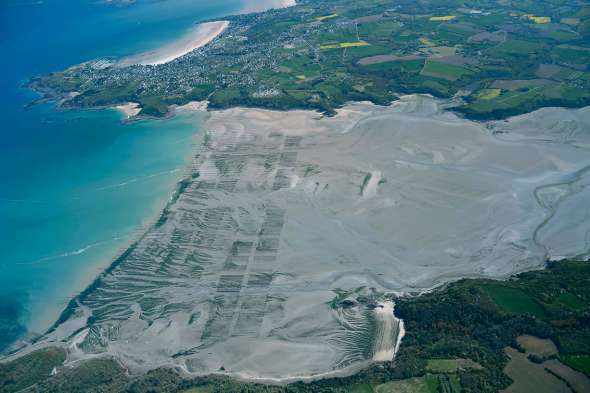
xmin=0 ymin=0 xmax=248 ymax=350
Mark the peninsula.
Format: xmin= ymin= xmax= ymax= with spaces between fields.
xmin=29 ymin=0 xmax=590 ymax=119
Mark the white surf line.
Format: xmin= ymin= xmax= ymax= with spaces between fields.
xmin=15 ymin=235 xmax=129 ymax=266
xmin=94 ymin=168 xmax=183 ymax=191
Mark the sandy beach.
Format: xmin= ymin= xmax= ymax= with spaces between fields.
xmin=117 ymin=20 xmax=229 ymax=66
xmin=277 ymin=0 xmax=296 ymax=7
xmin=117 ymin=0 xmax=295 ymax=67
xmin=241 ymin=0 xmax=296 ymax=13
xmin=264 ymin=0 xmax=296 ymax=9
xmin=115 ymin=102 xmax=141 ymax=118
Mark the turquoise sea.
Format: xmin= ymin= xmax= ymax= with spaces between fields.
xmin=0 ymin=0 xmax=249 ymax=351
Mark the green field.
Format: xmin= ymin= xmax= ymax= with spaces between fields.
xmin=420 ymin=60 xmax=472 ymax=81
xmin=375 ymin=377 xmax=431 ymax=393
xmin=557 ymin=292 xmax=587 ymax=310
xmin=480 ymin=284 xmax=545 ymax=317
xmin=346 ymin=383 xmax=375 ymax=393
xmin=366 ymin=58 xmax=424 ymax=72
xmin=358 ymin=20 xmax=402 ymax=42
xmin=561 ymin=355 xmax=590 ymax=376
xmin=495 ymin=39 xmax=544 ymax=54
xmin=375 ymin=375 xmax=459 ymax=393
xmin=426 ymin=358 xmax=482 ymax=373
xmin=553 ymin=45 xmax=590 ymax=64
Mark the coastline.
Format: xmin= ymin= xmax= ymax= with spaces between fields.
xmin=42 ymin=104 xmax=210 ymax=341
xmin=10 ymin=0 xmax=590 ymax=387
xmin=116 ymin=0 xmax=297 ymax=67
xmin=8 ymin=76 xmax=590 ymax=383
xmin=17 ymin=96 xmax=589 ymax=382
xmin=9 ymin=0 xmax=301 ymax=347
xmin=5 ymin=107 xmax=207 ymax=353
xmin=116 ymin=20 xmax=229 ymax=67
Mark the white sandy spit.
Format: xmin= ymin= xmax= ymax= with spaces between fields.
xmin=117 ymin=21 xmax=229 ymax=67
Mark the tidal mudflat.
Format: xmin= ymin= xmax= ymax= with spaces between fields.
xmin=38 ymin=95 xmax=590 ymax=380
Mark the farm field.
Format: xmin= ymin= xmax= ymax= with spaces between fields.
xmin=561 ymin=355 xmax=590 ymax=376
xmin=480 ymin=285 xmax=545 ymax=318
xmin=501 ymin=348 xmax=570 ymax=393
xmin=34 ymin=0 xmax=590 ymax=120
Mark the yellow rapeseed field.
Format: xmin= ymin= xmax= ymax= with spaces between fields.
xmin=429 ymin=15 xmax=456 ymax=21
xmin=320 ymin=41 xmax=370 ymax=49
xmin=477 ymin=88 xmax=502 ymax=100
xmin=524 ymin=14 xmax=551 ymax=24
